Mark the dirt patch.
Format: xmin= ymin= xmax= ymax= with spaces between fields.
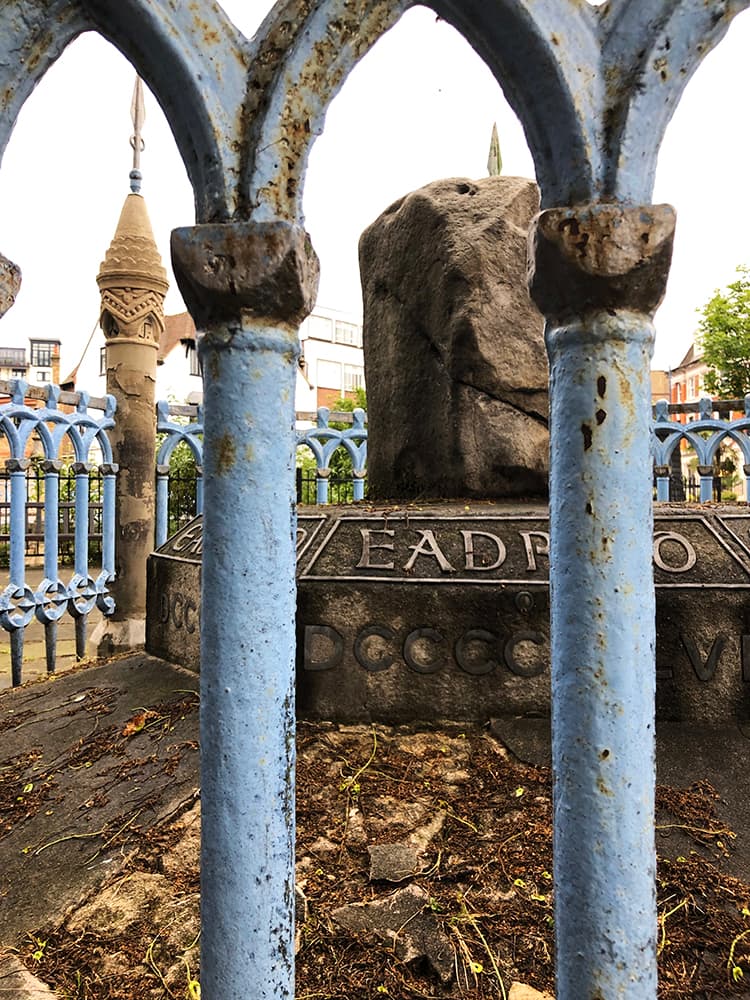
xmin=11 ymin=722 xmax=750 ymax=999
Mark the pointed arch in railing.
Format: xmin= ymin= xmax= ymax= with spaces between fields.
xmin=0 ymin=379 xmax=117 ymax=685
xmin=653 ymin=396 xmax=750 ymax=502
xmin=155 ymin=399 xmax=204 ymax=547
xmin=296 ymin=407 xmax=368 ymax=504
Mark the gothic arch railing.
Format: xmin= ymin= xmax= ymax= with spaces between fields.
xmin=296 ymin=407 xmax=368 ymax=504
xmin=155 ymin=399 xmax=204 ymax=548
xmin=653 ymin=396 xmax=750 ymax=503
xmin=0 ymin=379 xmax=117 ymax=686
xmin=155 ymin=401 xmax=369 ymax=534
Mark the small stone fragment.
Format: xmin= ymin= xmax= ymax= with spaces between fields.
xmin=332 ymin=884 xmax=453 ymax=982
xmin=509 ymin=982 xmax=555 ymax=999
xmin=0 ymin=950 xmax=55 ymax=996
xmin=295 ymin=883 xmax=309 ymax=954
xmin=368 ymin=842 xmax=421 ymax=882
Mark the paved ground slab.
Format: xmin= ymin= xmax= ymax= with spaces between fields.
xmin=0 ymin=653 xmax=199 ymax=945
xmin=492 ymin=716 xmax=750 ymax=881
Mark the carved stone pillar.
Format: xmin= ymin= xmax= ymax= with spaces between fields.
xmin=92 ymin=192 xmax=168 ymax=653
xmin=171 ymin=220 xmax=318 ymax=999
xmin=529 ymin=203 xmax=675 ymax=999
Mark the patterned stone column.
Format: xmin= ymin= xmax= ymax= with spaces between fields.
xmin=92 ymin=191 xmax=168 ymax=653
xmin=529 ymin=203 xmax=675 ymax=999
xmin=171 ymin=220 xmax=318 ymax=1000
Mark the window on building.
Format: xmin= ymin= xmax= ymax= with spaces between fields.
xmin=334 ymin=321 xmax=361 ymax=347
xmin=36 ymin=370 xmax=50 ymax=383
xmin=343 ymin=364 xmax=365 ymax=392
xmin=0 ymin=348 xmax=26 ymax=368
xmin=11 ymin=368 xmax=25 ymax=378
xmin=317 ymin=359 xmax=342 ymax=390
xmin=30 ymin=341 xmax=56 ymax=367
xmin=189 ymin=344 xmax=201 ymax=377
xmin=99 ymin=347 xmax=107 ymax=377
xmin=307 ymin=315 xmax=334 ymax=341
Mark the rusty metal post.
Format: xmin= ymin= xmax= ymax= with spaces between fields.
xmin=530 ymin=203 xmax=675 ymax=998
xmin=92 ymin=190 xmax=168 ymax=654
xmin=172 ymin=220 xmax=318 ymax=999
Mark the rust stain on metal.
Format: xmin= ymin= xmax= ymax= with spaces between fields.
xmin=596 ymin=776 xmax=613 ymax=797
xmin=581 ymin=422 xmax=593 ymax=451
xmin=251 ymin=0 xmax=406 ymax=221
xmin=215 ymin=432 xmax=236 ymax=474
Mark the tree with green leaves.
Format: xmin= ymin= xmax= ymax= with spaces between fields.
xmin=697 ymin=265 xmax=750 ymax=397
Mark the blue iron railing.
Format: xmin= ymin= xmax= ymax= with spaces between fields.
xmin=295 ymin=406 xmax=368 ymax=503
xmin=155 ymin=400 xmax=204 ymax=547
xmin=0 ymin=379 xmax=117 ymax=685
xmin=155 ymin=396 xmax=750 ymax=522
xmin=653 ymin=396 xmax=750 ymax=502
xmin=154 ymin=402 xmax=369 ymax=543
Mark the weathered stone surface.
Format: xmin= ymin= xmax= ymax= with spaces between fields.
xmin=332 ymin=884 xmax=453 ymax=982
xmin=359 ymin=176 xmax=548 ymax=500
xmin=67 ymin=871 xmax=173 ymax=937
xmin=147 ymin=504 xmax=750 ymax=724
xmin=0 ymin=252 xmax=21 ymax=318
xmin=528 ymin=203 xmax=676 ymax=323
xmin=0 ymin=654 xmax=199 ymax=944
xmin=367 ymin=842 xmax=421 ymax=882
xmin=171 ymin=221 xmax=319 ymax=327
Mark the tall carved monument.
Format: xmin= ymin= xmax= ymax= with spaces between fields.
xmin=93 ymin=79 xmax=168 ymax=654
xmin=360 ymin=176 xmax=548 ymax=499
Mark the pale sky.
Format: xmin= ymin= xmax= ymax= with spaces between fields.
xmin=0 ymin=2 xmax=749 ymax=378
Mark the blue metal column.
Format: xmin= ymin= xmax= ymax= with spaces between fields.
xmin=698 ymin=465 xmax=714 ymax=503
xmin=530 ymin=203 xmax=675 ymax=998
xmin=155 ymin=465 xmax=170 ymax=548
xmin=72 ymin=461 xmax=92 ymax=658
xmin=7 ymin=457 xmax=30 ymax=685
xmin=42 ymin=459 xmax=61 ymax=674
xmin=654 ymin=467 xmax=671 ymax=502
xmin=199 ymin=319 xmax=298 ymax=997
xmin=172 ymin=220 xmax=319 ymax=1000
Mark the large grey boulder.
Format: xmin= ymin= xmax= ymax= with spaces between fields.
xmin=359 ymin=176 xmax=548 ymax=499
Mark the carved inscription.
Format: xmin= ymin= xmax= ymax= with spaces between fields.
xmin=171 ymin=521 xmax=202 ymax=558
xmin=160 ymin=513 xmax=750 ymax=586
xmin=653 ymin=533 xmax=697 ymax=574
xmin=159 ymin=590 xmax=198 ymax=634
xmin=303 ymin=623 xmax=548 ymax=678
xmin=304 ymin=515 xmax=748 ymax=585
xmin=348 ymin=519 xmax=549 ymax=579
xmin=680 ymin=634 xmax=726 ymax=681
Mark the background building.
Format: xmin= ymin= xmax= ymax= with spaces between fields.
xmin=0 ymin=338 xmax=61 ymax=387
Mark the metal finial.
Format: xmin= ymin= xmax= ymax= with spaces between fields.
xmin=129 ymin=76 xmax=146 ymax=193
xmin=487 ymin=122 xmax=502 ymax=177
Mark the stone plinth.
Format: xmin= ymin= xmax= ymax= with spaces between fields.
xmin=146 ymin=504 xmax=750 ymax=725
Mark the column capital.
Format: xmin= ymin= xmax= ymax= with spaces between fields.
xmin=528 ymin=203 xmax=676 ymax=324
xmin=171 ymin=220 xmax=319 ymax=328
